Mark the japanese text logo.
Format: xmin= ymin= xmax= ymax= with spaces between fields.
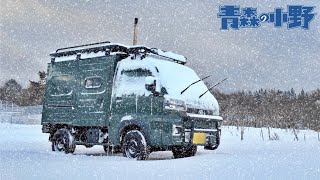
xmin=217 ymin=5 xmax=316 ymax=30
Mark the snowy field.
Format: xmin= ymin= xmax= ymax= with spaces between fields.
xmin=0 ymin=123 xmax=319 ymax=180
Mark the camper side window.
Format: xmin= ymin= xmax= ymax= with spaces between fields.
xmin=85 ymin=77 xmax=102 ymax=89
xmin=49 ymin=75 xmax=74 ymax=96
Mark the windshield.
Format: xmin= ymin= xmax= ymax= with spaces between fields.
xmin=116 ymin=56 xmax=219 ymax=114
xmin=154 ymin=60 xmax=219 ymax=112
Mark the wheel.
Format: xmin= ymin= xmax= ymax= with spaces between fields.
xmin=204 ymin=132 xmax=220 ymax=150
xmin=122 ymin=130 xmax=149 ymax=160
xmin=189 ymin=145 xmax=197 ymax=156
xmin=52 ymin=128 xmax=76 ymax=154
xmin=204 ymin=144 xmax=219 ymax=150
xmin=172 ymin=145 xmax=197 ymax=158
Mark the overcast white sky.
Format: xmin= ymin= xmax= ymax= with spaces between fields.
xmin=0 ymin=0 xmax=319 ymax=92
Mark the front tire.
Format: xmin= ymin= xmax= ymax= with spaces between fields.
xmin=204 ymin=132 xmax=220 ymax=150
xmin=122 ymin=130 xmax=149 ymax=160
xmin=52 ymin=128 xmax=76 ymax=154
xmin=172 ymin=145 xmax=197 ymax=158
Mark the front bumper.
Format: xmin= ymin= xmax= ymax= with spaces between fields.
xmin=174 ymin=127 xmax=221 ymax=146
xmin=172 ymin=114 xmax=222 ymax=146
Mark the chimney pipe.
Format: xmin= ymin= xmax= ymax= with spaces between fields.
xmin=133 ymin=18 xmax=138 ymax=46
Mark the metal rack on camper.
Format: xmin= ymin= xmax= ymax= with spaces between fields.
xmin=49 ymin=41 xmax=187 ymax=65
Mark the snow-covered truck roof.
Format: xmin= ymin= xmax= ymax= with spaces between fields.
xmin=49 ymin=41 xmax=187 ymax=65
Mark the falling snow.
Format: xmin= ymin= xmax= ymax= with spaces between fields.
xmin=0 ymin=0 xmax=319 ymax=179
xmin=0 ymin=123 xmax=319 ymax=180
xmin=1 ymin=0 xmax=319 ymax=91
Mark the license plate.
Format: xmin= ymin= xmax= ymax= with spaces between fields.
xmin=193 ymin=132 xmax=206 ymax=144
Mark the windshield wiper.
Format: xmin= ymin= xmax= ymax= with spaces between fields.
xmin=199 ymin=78 xmax=228 ymax=98
xmin=181 ymin=75 xmax=212 ymax=94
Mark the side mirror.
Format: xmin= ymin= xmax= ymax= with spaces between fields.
xmin=145 ymin=76 xmax=161 ymax=94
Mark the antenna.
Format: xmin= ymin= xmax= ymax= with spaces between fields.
xmin=133 ymin=18 xmax=138 ymax=46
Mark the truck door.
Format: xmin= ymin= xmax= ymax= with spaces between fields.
xmin=75 ymin=56 xmax=115 ymax=126
xmin=109 ymin=66 xmax=163 ymax=146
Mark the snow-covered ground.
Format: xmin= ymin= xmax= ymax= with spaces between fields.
xmin=0 ymin=123 xmax=319 ymax=180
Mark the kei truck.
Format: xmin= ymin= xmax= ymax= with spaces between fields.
xmin=41 ymin=41 xmax=223 ymax=160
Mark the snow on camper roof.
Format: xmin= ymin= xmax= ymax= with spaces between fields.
xmin=49 ymin=41 xmax=187 ymax=64
xmin=151 ymin=48 xmax=186 ymax=63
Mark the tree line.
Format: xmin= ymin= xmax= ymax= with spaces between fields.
xmin=0 ymin=76 xmax=319 ymax=131
xmin=213 ymin=88 xmax=320 ymax=132
xmin=0 ymin=72 xmax=45 ymax=106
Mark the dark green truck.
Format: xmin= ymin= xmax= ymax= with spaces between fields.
xmin=41 ymin=41 xmax=223 ymax=160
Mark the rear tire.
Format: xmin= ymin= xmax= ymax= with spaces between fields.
xmin=122 ymin=130 xmax=149 ymax=160
xmin=172 ymin=145 xmax=197 ymax=158
xmin=52 ymin=128 xmax=76 ymax=154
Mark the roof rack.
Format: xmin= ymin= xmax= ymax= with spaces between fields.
xmin=55 ymin=41 xmax=111 ymax=53
xmin=50 ymin=42 xmax=187 ymax=65
xmin=50 ymin=44 xmax=128 ymax=58
xmin=127 ymin=46 xmax=186 ymax=64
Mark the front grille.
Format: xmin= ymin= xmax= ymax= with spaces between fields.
xmin=187 ymin=107 xmax=213 ymax=115
xmin=194 ymin=121 xmax=217 ymax=129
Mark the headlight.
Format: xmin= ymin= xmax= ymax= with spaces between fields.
xmin=164 ymin=98 xmax=186 ymax=111
xmin=172 ymin=125 xmax=183 ymax=136
xmin=217 ymin=121 xmax=222 ymax=128
xmin=213 ymin=105 xmax=220 ymax=116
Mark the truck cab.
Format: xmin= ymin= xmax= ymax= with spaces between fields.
xmin=41 ymin=42 xmax=222 ymax=160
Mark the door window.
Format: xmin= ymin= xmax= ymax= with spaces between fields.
xmin=116 ymin=68 xmax=152 ymax=96
xmin=49 ymin=75 xmax=74 ymax=96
